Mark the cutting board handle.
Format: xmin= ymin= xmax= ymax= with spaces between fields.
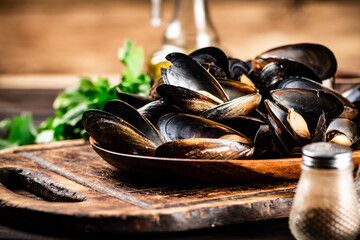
xmin=0 ymin=167 xmax=86 ymax=203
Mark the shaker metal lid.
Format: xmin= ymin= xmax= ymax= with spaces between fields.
xmin=302 ymin=142 xmax=353 ymax=169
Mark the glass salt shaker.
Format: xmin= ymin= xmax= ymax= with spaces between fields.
xmin=289 ymin=142 xmax=360 ymax=240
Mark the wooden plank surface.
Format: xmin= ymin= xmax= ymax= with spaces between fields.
xmin=0 ymin=0 xmax=359 ymax=89
xmin=0 ymin=140 xmax=297 ymax=233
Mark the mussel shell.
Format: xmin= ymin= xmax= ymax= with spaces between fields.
xmin=200 ymin=93 xmax=262 ymax=122
xmin=253 ymin=43 xmax=337 ymax=80
xmin=202 ymin=63 xmax=227 ymax=78
xmin=137 ymin=100 xmax=180 ymax=127
xmin=116 ymin=90 xmax=153 ymax=109
xmin=278 ymin=77 xmax=357 ymax=119
xmin=312 ymin=111 xmax=327 ymax=143
xmin=252 ymin=124 xmax=278 ymax=159
xmin=216 ymin=78 xmax=259 ymax=100
xmin=264 ymin=99 xmax=300 ymax=148
xmin=257 ymin=60 xmax=321 ymax=92
xmin=158 ymin=113 xmax=253 ymax=145
xmin=219 ymin=116 xmax=266 ymax=140
xmin=82 ymin=110 xmax=157 ymax=156
xmin=156 ymin=84 xmax=220 ymax=114
xmin=103 ymin=100 xmax=164 ymax=146
xmin=266 ymin=114 xmax=291 ymax=157
xmin=278 ymin=77 xmax=355 ymax=108
xmin=228 ymin=58 xmax=254 ymax=81
xmin=189 ymin=46 xmax=230 ymax=78
xmin=271 ymin=88 xmax=344 ymax=123
xmin=326 ymin=118 xmax=358 ymax=143
xmin=155 ymin=138 xmax=254 ymax=160
xmin=163 ymin=52 xmax=229 ymax=102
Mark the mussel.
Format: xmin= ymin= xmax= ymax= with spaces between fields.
xmin=252 ymin=43 xmax=337 ymax=80
xmin=82 ymin=110 xmax=158 ymax=156
xmin=82 ymin=43 xmax=359 ymax=161
xmin=156 ymin=113 xmax=254 ymax=159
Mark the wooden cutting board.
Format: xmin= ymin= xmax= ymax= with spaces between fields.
xmin=0 ymin=140 xmax=297 ymax=233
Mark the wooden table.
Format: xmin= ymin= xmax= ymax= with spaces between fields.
xmin=0 ymin=88 xmax=298 ymax=239
xmin=1 ymin=87 xmax=359 ymax=239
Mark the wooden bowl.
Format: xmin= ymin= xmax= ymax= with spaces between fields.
xmin=89 ymin=138 xmax=360 ymax=183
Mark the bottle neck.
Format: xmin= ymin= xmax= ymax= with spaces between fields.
xmin=163 ymin=0 xmax=219 ymax=51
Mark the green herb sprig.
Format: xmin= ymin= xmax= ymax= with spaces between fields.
xmin=0 ymin=40 xmax=151 ymax=150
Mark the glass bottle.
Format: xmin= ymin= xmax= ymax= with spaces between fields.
xmin=148 ymin=0 xmax=220 ymax=80
xmin=289 ymin=142 xmax=360 ymax=240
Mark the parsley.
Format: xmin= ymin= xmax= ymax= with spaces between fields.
xmin=118 ymin=40 xmax=152 ymax=96
xmin=0 ymin=40 xmax=151 ymax=149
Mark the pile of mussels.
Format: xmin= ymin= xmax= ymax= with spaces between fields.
xmin=82 ymin=43 xmax=360 ymax=160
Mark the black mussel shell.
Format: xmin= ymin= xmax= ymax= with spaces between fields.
xmin=189 ymin=46 xmax=230 ymax=78
xmin=116 ymin=89 xmax=153 ymax=109
xmin=200 ymin=93 xmax=262 ymax=122
xmin=155 ymin=138 xmax=254 ymax=160
xmin=216 ymin=78 xmax=258 ymax=100
xmin=326 ymin=118 xmax=358 ymax=144
xmin=82 ymin=110 xmax=157 ymax=156
xmin=219 ymin=116 xmax=266 ymax=140
xmin=278 ymin=77 xmax=355 ymax=107
xmin=271 ymin=88 xmax=344 ymax=124
xmin=264 ymin=99 xmax=300 ymax=147
xmin=312 ymin=111 xmax=327 ymax=143
xmin=228 ymin=58 xmax=255 ymax=81
xmin=163 ymin=52 xmax=229 ymax=102
xmin=158 ymin=113 xmax=253 ymax=145
xmin=138 ymin=100 xmax=180 ymax=127
xmin=252 ymin=125 xmax=278 ymax=159
xmin=257 ymin=60 xmax=321 ymax=92
xmin=103 ymin=100 xmax=164 ymax=146
xmin=156 ymin=84 xmax=220 ymax=114
xmin=253 ymin=43 xmax=337 ymax=80
xmin=278 ymin=77 xmax=357 ymax=119
xmin=202 ymin=63 xmax=227 ymax=78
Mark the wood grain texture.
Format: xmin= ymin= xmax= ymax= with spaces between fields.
xmin=0 ymin=0 xmax=359 ymax=86
xmin=0 ymin=140 xmax=296 ymax=233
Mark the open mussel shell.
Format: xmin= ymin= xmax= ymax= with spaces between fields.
xmin=137 ymin=100 xmax=180 ymax=127
xmin=82 ymin=110 xmax=157 ymax=156
xmin=219 ymin=116 xmax=266 ymax=140
xmin=270 ymin=88 xmax=344 ymax=124
xmin=216 ymin=78 xmax=258 ymax=100
xmin=326 ymin=118 xmax=358 ymax=146
xmin=266 ymin=114 xmax=293 ymax=157
xmin=158 ymin=113 xmax=253 ymax=146
xmin=163 ymin=52 xmax=229 ymax=102
xmin=201 ymin=63 xmax=227 ymax=78
xmin=189 ymin=46 xmax=230 ymax=78
xmin=228 ymin=58 xmax=254 ymax=81
xmin=257 ymin=60 xmax=321 ymax=92
xmin=253 ymin=43 xmax=337 ymax=80
xmin=264 ymin=100 xmax=301 ymax=151
xmin=103 ymin=100 xmax=164 ymax=146
xmin=116 ymin=89 xmax=153 ymax=109
xmin=200 ymin=93 xmax=262 ymax=122
xmin=156 ymin=84 xmax=220 ymax=114
xmin=155 ymin=138 xmax=254 ymax=160
xmin=278 ymin=77 xmax=357 ymax=119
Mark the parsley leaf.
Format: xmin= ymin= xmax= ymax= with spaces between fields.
xmin=118 ymin=40 xmax=152 ymax=96
xmin=0 ymin=40 xmax=151 ymax=149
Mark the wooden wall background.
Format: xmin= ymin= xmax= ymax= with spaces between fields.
xmin=0 ymin=0 xmax=359 ymax=88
